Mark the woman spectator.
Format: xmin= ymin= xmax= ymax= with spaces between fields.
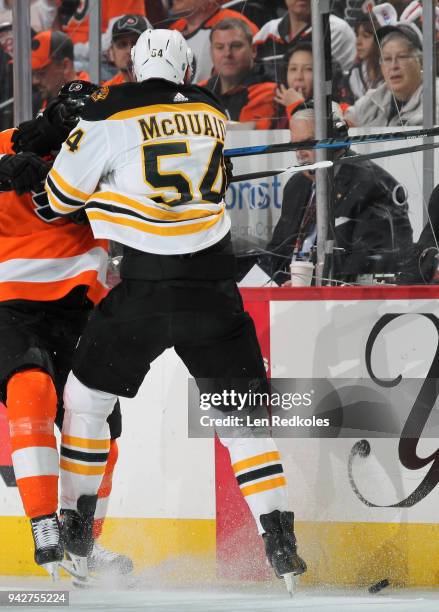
xmin=345 ymin=24 xmax=439 ymax=127
xmin=349 ymin=17 xmax=383 ymax=101
xmin=274 ymin=42 xmax=349 ymax=129
xmin=274 ymin=43 xmax=314 ymax=129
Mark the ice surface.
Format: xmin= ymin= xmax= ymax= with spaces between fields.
xmin=1 ymin=577 xmax=439 ymax=612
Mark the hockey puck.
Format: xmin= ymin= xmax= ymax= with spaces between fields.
xmin=368 ymin=578 xmax=390 ymax=594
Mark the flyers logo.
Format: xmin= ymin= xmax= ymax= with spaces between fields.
xmin=91 ymin=86 xmax=109 ymax=102
xmin=32 ymin=190 xmax=59 ymax=223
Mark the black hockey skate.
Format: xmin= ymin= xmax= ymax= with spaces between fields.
xmin=88 ymin=542 xmax=134 ymax=575
xmin=60 ymin=495 xmax=96 ymax=586
xmin=260 ymin=510 xmax=307 ymax=595
xmin=30 ymin=513 xmax=63 ymax=580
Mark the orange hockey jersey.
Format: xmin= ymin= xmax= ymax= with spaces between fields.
xmin=63 ymin=0 xmax=146 ymax=44
xmin=0 ymin=129 xmax=108 ymax=304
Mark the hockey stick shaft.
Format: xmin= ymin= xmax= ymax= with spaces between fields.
xmin=224 ymin=125 xmax=439 ymax=158
xmin=230 ymin=141 xmax=439 ymax=182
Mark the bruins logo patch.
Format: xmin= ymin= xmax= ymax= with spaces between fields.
xmin=91 ymin=86 xmax=110 ymax=102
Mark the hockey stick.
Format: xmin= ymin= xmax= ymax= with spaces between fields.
xmin=230 ymin=140 xmax=439 ymax=182
xmin=224 ymin=125 xmax=439 ymax=158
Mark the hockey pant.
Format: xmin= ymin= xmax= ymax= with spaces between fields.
xmin=61 ymin=372 xmax=289 ymax=533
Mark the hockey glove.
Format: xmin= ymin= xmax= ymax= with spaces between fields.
xmin=12 ymin=100 xmax=77 ymax=156
xmin=0 ymin=153 xmax=51 ymax=195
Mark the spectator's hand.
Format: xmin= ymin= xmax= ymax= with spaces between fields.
xmin=0 ymin=153 xmax=51 ymax=195
xmin=274 ymin=85 xmax=304 ymax=108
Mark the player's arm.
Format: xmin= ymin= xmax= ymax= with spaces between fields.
xmin=45 ymin=118 xmax=110 ymax=216
xmin=0 ymin=129 xmax=51 ymax=195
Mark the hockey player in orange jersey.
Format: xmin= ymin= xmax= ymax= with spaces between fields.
xmin=0 ymin=82 xmax=129 ymax=579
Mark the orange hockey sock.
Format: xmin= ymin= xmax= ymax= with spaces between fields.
xmin=6 ymin=368 xmax=58 ymax=518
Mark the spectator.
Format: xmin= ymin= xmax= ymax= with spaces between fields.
xmin=170 ymin=0 xmax=259 ymax=82
xmin=349 ymin=17 xmax=383 ymax=101
xmin=258 ymin=106 xmax=413 ymax=284
xmin=274 ymin=41 xmax=349 ymax=128
xmin=253 ymin=0 xmax=357 ymax=78
xmin=32 ymin=30 xmax=88 ymax=110
xmin=0 ymin=0 xmax=56 ymax=32
xmin=345 ymin=24 xmax=439 ymax=126
xmin=57 ymin=0 xmax=146 ymax=73
xmin=103 ymin=14 xmax=151 ymax=86
xmin=0 ymin=42 xmax=12 ymax=130
xmin=200 ymin=19 xmax=276 ymax=130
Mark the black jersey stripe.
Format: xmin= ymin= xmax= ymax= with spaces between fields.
xmin=60 ymin=446 xmax=109 ymax=463
xmin=46 ymin=174 xmax=84 ymax=209
xmin=236 ymin=464 xmax=284 ymax=486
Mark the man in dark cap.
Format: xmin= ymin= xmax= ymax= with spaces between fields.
xmin=32 ymin=30 xmax=89 ymax=110
xmin=104 ymin=14 xmax=151 ymax=86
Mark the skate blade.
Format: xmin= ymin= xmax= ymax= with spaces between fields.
xmin=283 ymin=572 xmax=299 ymax=596
xmin=60 ymin=555 xmax=97 ymax=587
xmin=42 ymin=562 xmax=60 ymax=581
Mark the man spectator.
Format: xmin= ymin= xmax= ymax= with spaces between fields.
xmin=32 ymin=30 xmax=88 ymax=110
xmin=104 ymin=14 xmax=151 ymax=86
xmin=254 ymin=0 xmax=356 ymax=78
xmin=0 ymin=39 xmax=12 ymax=131
xmin=200 ymin=19 xmax=277 ymax=129
xmin=170 ymin=0 xmax=259 ymax=82
xmin=259 ymin=107 xmax=413 ymax=284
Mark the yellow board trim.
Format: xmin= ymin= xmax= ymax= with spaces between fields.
xmin=60 ymin=459 xmax=106 ymax=475
xmin=240 ymin=476 xmax=286 ymax=497
xmin=62 ymin=435 xmax=110 ymax=450
xmin=108 ymin=103 xmax=227 ymax=122
xmin=232 ymin=451 xmax=280 ymax=474
xmin=93 ymin=191 xmax=221 ymax=222
xmin=3 ymin=518 xmax=439 ymax=586
xmin=0 ymin=516 xmax=215 ymax=578
xmin=87 ymin=208 xmax=223 ymax=236
xmin=49 ymin=168 xmax=90 ymax=201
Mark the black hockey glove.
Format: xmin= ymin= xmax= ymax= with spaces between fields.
xmin=12 ymin=101 xmax=74 ymax=156
xmin=0 ymin=153 xmax=51 ymax=195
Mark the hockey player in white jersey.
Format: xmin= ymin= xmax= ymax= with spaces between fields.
xmin=45 ymin=29 xmax=306 ymax=591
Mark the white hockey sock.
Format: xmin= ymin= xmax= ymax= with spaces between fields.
xmin=60 ymin=372 xmax=117 ymax=511
xmin=219 ymin=436 xmax=289 ymax=534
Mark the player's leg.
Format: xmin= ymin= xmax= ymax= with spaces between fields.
xmin=58 ymin=281 xmax=170 ymax=571
xmin=0 ymin=303 xmax=63 ymax=578
xmin=175 ymin=284 xmax=307 ymax=586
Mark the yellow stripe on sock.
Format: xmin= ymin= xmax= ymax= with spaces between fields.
xmin=62 ymin=435 xmax=110 ymax=450
xmin=60 ymin=459 xmax=106 ymax=475
xmin=232 ymin=451 xmax=280 ymax=474
xmin=240 ymin=476 xmax=286 ymax=497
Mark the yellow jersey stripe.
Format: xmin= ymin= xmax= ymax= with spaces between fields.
xmin=108 ymin=103 xmax=227 ymax=122
xmin=60 ymin=459 xmax=106 ymax=476
xmin=46 ymin=187 xmax=79 ymax=214
xmin=240 ymin=476 xmax=287 ymax=497
xmin=92 ymin=191 xmax=222 ymax=222
xmin=50 ymin=167 xmax=91 ymax=201
xmin=62 ymin=435 xmax=110 ymax=450
xmin=87 ymin=208 xmax=223 ymax=236
xmin=232 ymin=451 xmax=281 ymax=474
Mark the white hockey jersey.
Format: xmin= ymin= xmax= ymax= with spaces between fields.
xmin=46 ymin=80 xmax=231 ymax=255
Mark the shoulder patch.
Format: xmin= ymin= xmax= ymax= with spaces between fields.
xmin=91 ymin=86 xmax=110 ymax=102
